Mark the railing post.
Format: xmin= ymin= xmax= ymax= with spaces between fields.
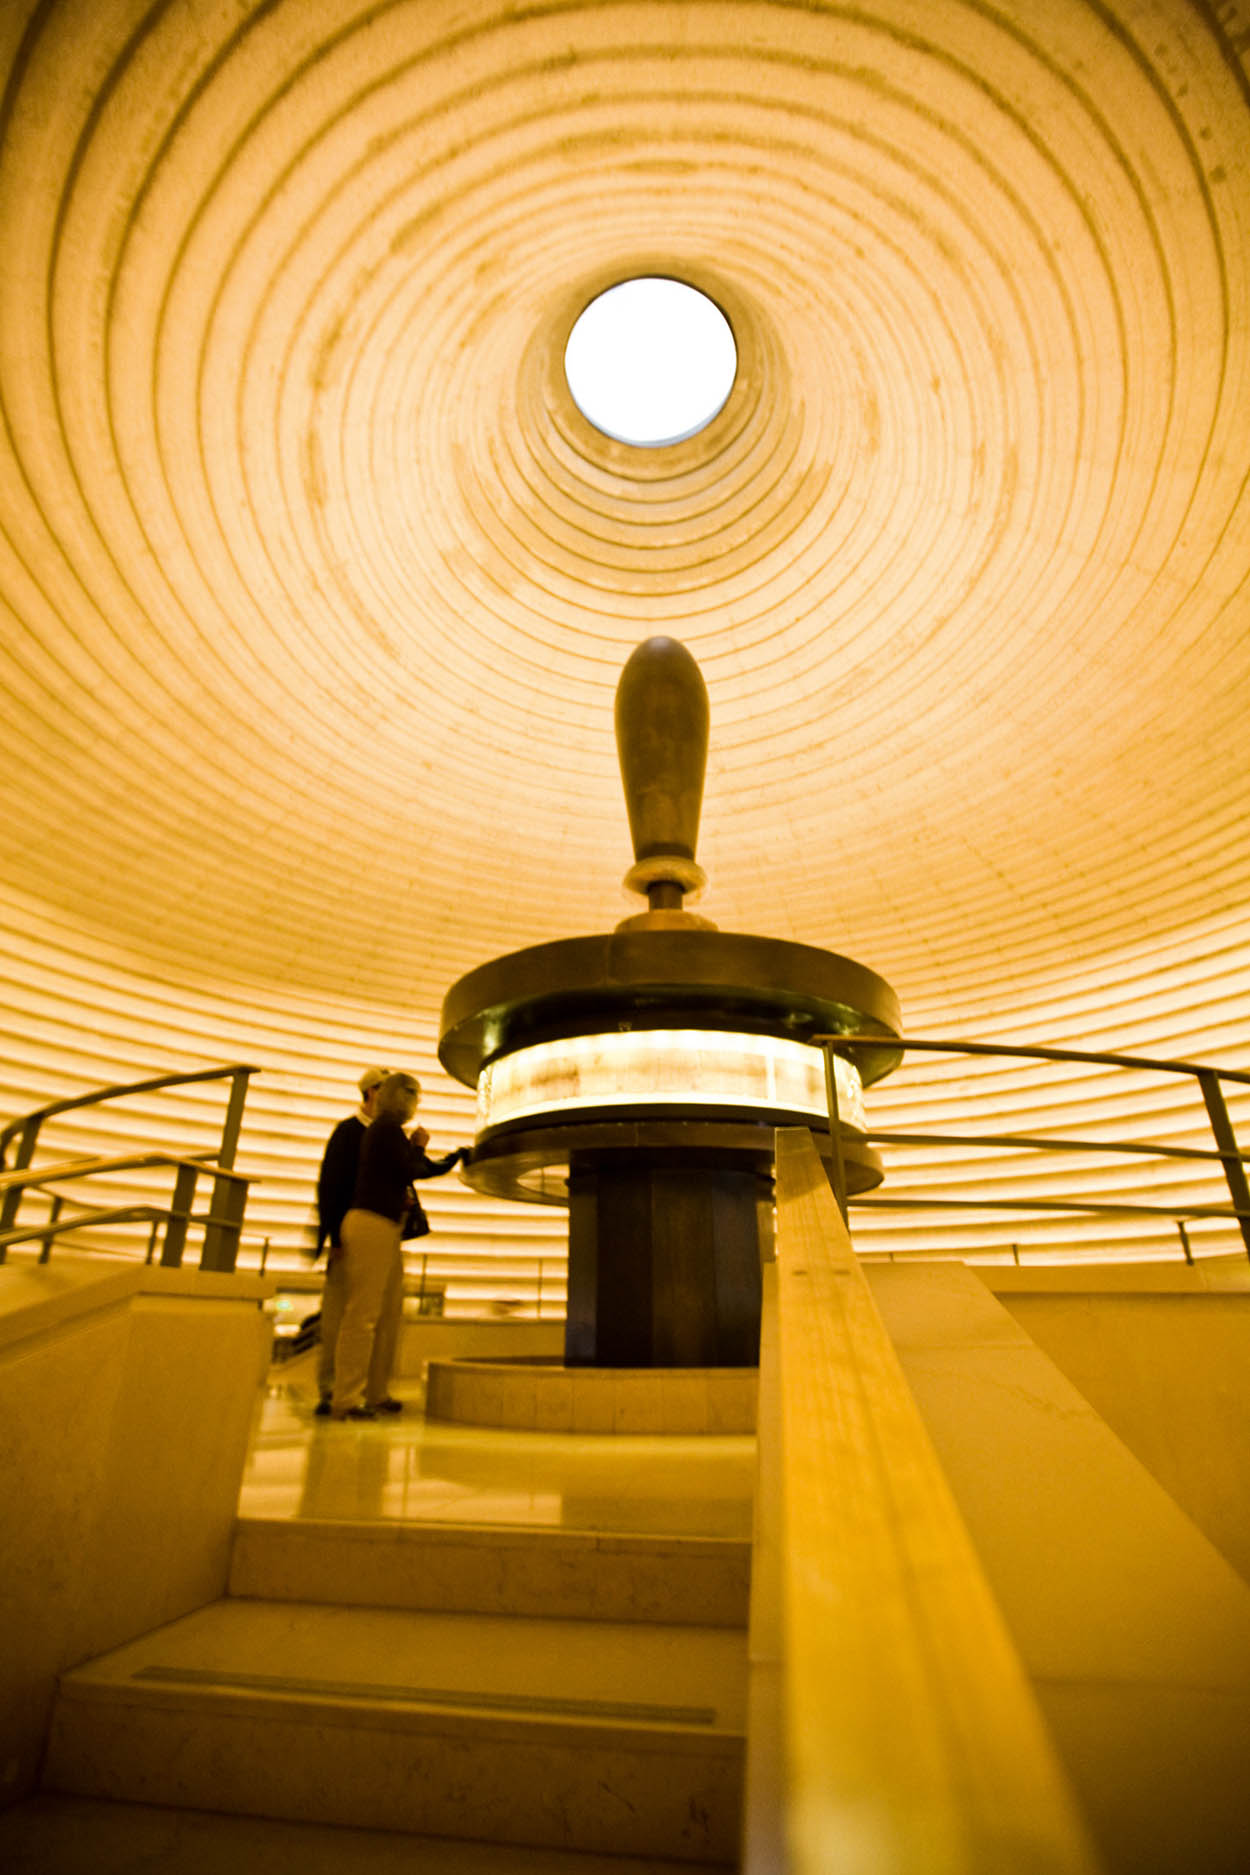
xmin=217 ymin=1068 xmax=250 ymax=1171
xmin=161 ymin=1163 xmax=199 ymax=1267
xmin=38 ymin=1194 xmax=64 ymax=1263
xmin=1196 ymin=1069 xmax=1250 ymax=1262
xmin=201 ymin=1069 xmax=252 ymax=1272
xmin=821 ymin=1042 xmax=849 ymax=1222
xmin=200 ymin=1176 xmax=247 ymax=1272
xmin=0 ymin=1116 xmax=41 ymax=1259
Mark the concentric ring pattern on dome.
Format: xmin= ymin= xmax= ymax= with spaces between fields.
xmin=2 ymin=0 xmax=1248 ymax=1270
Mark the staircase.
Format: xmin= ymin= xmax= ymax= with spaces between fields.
xmin=35 ymin=1483 xmax=750 ymax=1867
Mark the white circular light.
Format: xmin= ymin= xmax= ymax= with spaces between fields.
xmin=477 ymin=1030 xmax=866 ymax=1133
xmin=564 ymin=277 xmax=737 ymax=446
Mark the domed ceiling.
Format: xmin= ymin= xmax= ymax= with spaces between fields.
xmin=1 ymin=0 xmax=1248 ymax=1261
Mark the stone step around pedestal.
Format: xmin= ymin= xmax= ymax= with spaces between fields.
xmin=43 ymin=1598 xmax=746 ymax=1865
xmin=230 ymin=1517 xmax=751 ymax=1627
xmin=425 ymin=1360 xmax=758 ymax=1434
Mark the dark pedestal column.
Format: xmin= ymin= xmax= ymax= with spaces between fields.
xmin=565 ymin=1148 xmax=766 ymax=1368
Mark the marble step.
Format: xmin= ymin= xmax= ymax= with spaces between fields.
xmin=229 ymin=1516 xmax=750 ymax=1627
xmin=44 ymin=1598 xmax=746 ymax=1865
xmin=0 ymin=1794 xmax=721 ymax=1874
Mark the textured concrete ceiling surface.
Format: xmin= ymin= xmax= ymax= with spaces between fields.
xmin=1 ymin=1 xmax=1248 ymax=1263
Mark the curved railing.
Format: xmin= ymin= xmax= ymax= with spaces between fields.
xmin=816 ymin=1034 xmax=1250 ymax=1264
xmin=0 ymin=1065 xmax=258 ymax=1271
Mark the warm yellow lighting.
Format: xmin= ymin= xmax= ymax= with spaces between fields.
xmin=477 ymin=1030 xmax=866 ymax=1134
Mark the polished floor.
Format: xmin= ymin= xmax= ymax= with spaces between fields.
xmin=239 ymin=1355 xmax=756 ymax=1540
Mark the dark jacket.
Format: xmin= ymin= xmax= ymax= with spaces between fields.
xmin=352 ymin=1120 xmax=463 ymax=1230
xmin=351 ymin=1116 xmax=414 ymax=1224
xmin=316 ymin=1114 xmax=366 ymax=1252
xmin=403 ymin=1138 xmax=463 ymax=1238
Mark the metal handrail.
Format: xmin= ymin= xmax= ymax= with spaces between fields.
xmin=860 ymin=1126 xmax=1249 ymax=1164
xmin=0 ymin=1065 xmax=258 ymax=1270
xmin=822 ymin=1032 xmax=1250 ymax=1084
xmin=0 ymin=1204 xmax=167 ymax=1262
xmin=0 ymin=1148 xmax=238 ymax=1192
xmin=815 ymin=1032 xmax=1250 ymax=1263
xmin=0 ymin=1064 xmax=259 ymax=1160
xmin=0 ymin=1150 xmax=257 ymax=1267
xmin=852 ymin=1195 xmax=1250 ymax=1219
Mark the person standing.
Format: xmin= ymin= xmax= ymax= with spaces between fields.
xmin=312 ymin=1066 xmax=389 ymax=1415
xmin=331 ymin=1072 xmax=451 ymax=1419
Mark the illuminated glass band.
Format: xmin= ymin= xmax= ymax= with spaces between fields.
xmin=477 ymin=1030 xmax=866 ymax=1135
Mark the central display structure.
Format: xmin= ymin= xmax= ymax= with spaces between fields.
xmin=439 ymin=637 xmax=901 ymax=1367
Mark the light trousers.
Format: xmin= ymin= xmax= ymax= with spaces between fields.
xmin=315 ymin=1250 xmax=347 ymax=1400
xmin=331 ymin=1208 xmax=403 ymax=1413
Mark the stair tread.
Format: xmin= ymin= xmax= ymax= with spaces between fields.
xmin=235 ymin=1513 xmax=749 ymax=1554
xmin=229 ymin=1515 xmax=751 ymax=1626
xmin=0 ymin=1794 xmax=726 ymax=1873
xmin=57 ymin=1596 xmax=748 ymax=1736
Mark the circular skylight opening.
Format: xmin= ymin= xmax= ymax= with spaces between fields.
xmin=564 ymin=277 xmax=737 ymax=447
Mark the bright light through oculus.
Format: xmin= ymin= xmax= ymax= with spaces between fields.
xmin=477 ymin=1030 xmax=866 ymax=1134
xmin=564 ymin=277 xmax=737 ymax=447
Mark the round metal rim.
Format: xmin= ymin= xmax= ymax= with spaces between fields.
xmin=439 ymin=928 xmax=902 ymax=1088
xmin=461 ymin=1117 xmax=885 ymax=1206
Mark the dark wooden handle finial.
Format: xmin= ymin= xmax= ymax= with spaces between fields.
xmin=615 ymin=637 xmax=711 ymax=917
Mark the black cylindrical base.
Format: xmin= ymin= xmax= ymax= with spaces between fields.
xmin=565 ymin=1148 xmax=766 ymax=1368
